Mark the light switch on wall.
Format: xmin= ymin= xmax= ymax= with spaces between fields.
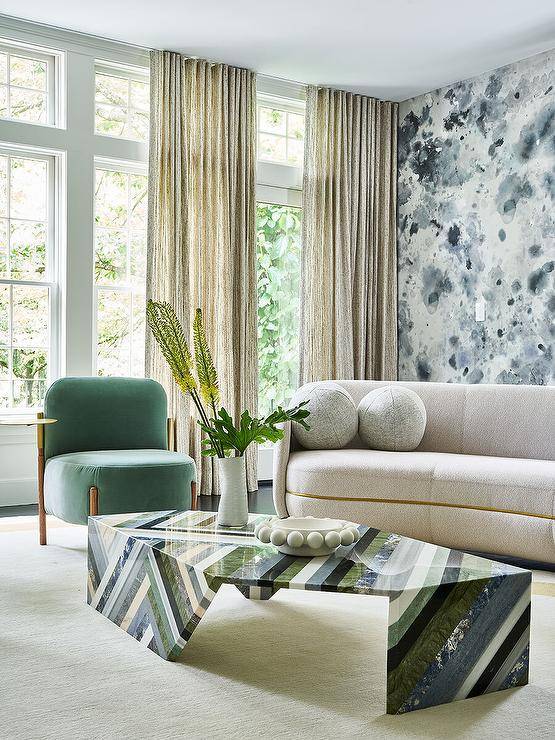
xmin=475 ymin=297 xmax=486 ymax=322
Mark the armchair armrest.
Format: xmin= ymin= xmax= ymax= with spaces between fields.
xmin=273 ymin=421 xmax=292 ymax=518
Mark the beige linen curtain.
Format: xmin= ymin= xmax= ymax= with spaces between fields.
xmin=299 ymin=85 xmax=398 ymax=383
xmin=146 ymin=51 xmax=258 ymax=494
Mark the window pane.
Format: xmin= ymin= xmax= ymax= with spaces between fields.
xmin=95 ymin=169 xmax=128 ymax=227
xmin=287 ymin=138 xmax=304 ymax=166
xmin=0 ymin=284 xmax=9 ymax=345
xmin=95 ymin=103 xmax=127 ymax=137
xmin=130 ymin=232 xmax=146 ymax=287
xmin=0 ymin=218 xmax=7 ymax=277
xmin=94 ymin=229 xmax=127 ymax=285
xmin=0 ymin=348 xmax=7 ymax=377
xmin=0 ymin=85 xmax=7 ymax=118
xmin=10 ymin=87 xmax=47 ymax=123
xmin=287 ymin=112 xmax=305 ymax=140
xmin=130 ymin=80 xmax=149 ymax=110
xmin=129 ymin=110 xmax=149 ymax=142
xmin=257 ymin=203 xmax=301 ymax=416
xmin=10 ymin=157 xmax=47 ymax=221
xmin=12 ymin=348 xmax=47 ymax=378
xmin=9 ymin=220 xmax=47 ymax=280
xmin=131 ymin=293 xmax=145 ymax=377
xmin=129 ymin=174 xmax=147 ymax=229
xmin=95 ymin=73 xmax=127 ymax=107
xmin=259 ymin=107 xmax=286 ymax=135
xmin=10 ymin=56 xmax=47 ymax=90
xmin=259 ymin=133 xmax=287 ymax=163
xmin=13 ymin=379 xmax=46 ymax=408
xmin=0 ymin=381 xmax=9 ymax=408
xmin=12 ymin=285 xmax=49 ymax=346
xmin=96 ymin=289 xmax=131 ymax=376
xmin=0 ymin=156 xmax=7 ymax=216
xmin=0 ymin=54 xmax=7 ymax=84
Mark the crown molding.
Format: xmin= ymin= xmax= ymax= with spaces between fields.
xmin=0 ymin=14 xmax=149 ymax=67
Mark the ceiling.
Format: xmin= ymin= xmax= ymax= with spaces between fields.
xmin=2 ymin=0 xmax=554 ymax=100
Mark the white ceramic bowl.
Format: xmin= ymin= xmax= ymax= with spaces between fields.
xmin=254 ymin=516 xmax=361 ymax=556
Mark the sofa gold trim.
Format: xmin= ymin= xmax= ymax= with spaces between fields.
xmin=286 ymin=491 xmax=555 ymax=522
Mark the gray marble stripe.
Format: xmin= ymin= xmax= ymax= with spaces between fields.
xmin=486 ymin=628 xmax=530 ymax=693
xmin=403 ymin=571 xmax=530 ymax=709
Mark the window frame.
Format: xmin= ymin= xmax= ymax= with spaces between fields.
xmin=94 ymin=60 xmax=150 ymax=143
xmin=92 ymin=156 xmax=148 ymax=378
xmin=0 ymin=38 xmax=64 ymax=128
xmin=0 ymin=142 xmax=63 ymax=412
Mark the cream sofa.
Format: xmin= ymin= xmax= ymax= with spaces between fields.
xmin=273 ymin=381 xmax=555 ymax=564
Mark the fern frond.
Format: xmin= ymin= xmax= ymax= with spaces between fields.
xmin=192 ymin=308 xmax=220 ymax=410
xmin=146 ymin=300 xmax=197 ymax=394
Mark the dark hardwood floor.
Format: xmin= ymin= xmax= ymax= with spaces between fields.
xmin=0 ymin=482 xmax=275 ymax=517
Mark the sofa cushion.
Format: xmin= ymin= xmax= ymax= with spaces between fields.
xmin=290 ymin=381 xmax=358 ymax=450
xmin=44 ymin=449 xmax=196 ymax=525
xmin=285 ymin=449 xmax=554 ymax=521
xmin=358 ymin=386 xmax=426 ymax=451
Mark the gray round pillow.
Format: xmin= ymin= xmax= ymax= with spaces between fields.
xmin=290 ymin=382 xmax=358 ymax=450
xmin=358 ymin=386 xmax=426 ymax=451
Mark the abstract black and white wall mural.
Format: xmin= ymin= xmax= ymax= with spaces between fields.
xmin=397 ymin=50 xmax=554 ymax=385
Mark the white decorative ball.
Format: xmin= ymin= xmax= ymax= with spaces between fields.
xmin=348 ymin=527 xmax=361 ymax=542
xmin=358 ymin=386 xmax=426 ymax=452
xmin=287 ymin=530 xmax=304 ymax=548
xmin=324 ymin=531 xmax=341 ymax=549
xmin=257 ymin=526 xmax=271 ymax=544
xmin=306 ymin=531 xmax=324 ymax=549
xmin=289 ymin=382 xmax=358 ymax=450
xmin=270 ymin=529 xmax=286 ymax=546
xmin=340 ymin=529 xmax=355 ymax=546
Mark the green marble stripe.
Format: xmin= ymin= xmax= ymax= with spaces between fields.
xmin=204 ymin=545 xmax=268 ymax=581
xmin=388 ymin=546 xmax=452 ymax=649
xmin=157 ymin=549 xmax=196 ymax=626
xmin=144 ymin=556 xmax=179 ymax=654
xmin=387 ymin=577 xmax=489 ymax=714
xmin=274 ymin=557 xmax=318 ymax=585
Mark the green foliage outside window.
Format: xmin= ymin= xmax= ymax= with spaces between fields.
xmin=256 ymin=202 xmax=301 ymax=417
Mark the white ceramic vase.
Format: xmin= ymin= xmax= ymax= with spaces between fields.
xmin=217 ymin=456 xmax=248 ymax=527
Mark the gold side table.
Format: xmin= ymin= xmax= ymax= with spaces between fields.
xmin=0 ymin=413 xmax=57 ymax=545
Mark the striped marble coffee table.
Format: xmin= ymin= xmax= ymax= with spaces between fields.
xmin=87 ymin=510 xmax=531 ymax=714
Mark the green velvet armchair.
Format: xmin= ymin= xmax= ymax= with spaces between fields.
xmin=38 ymin=376 xmax=196 ymax=545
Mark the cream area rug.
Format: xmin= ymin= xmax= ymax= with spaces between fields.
xmin=1 ymin=519 xmax=554 ymax=740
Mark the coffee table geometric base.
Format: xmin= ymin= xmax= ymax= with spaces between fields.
xmin=87 ymin=511 xmax=531 ymax=714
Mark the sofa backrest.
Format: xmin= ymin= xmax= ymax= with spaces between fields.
xmin=296 ymin=380 xmax=555 ymax=461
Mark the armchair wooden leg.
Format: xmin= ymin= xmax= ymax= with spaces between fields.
xmin=89 ymin=486 xmax=99 ymax=516
xmin=191 ymin=481 xmax=197 ymax=511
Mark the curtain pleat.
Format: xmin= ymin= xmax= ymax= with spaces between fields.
xmin=146 ymin=52 xmax=258 ymax=494
xmin=299 ymin=85 xmax=398 ymax=384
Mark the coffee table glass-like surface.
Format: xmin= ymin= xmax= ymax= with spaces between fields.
xmin=87 ymin=511 xmax=531 ymax=715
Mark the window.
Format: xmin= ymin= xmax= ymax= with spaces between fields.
xmin=95 ymin=62 xmax=149 ymax=142
xmin=0 ymin=41 xmax=59 ymax=126
xmin=258 ymin=98 xmax=305 ymax=166
xmin=257 ymin=202 xmax=301 ymax=416
xmin=93 ymin=162 xmax=148 ymax=377
xmin=256 ymin=86 xmax=305 ymax=416
xmin=0 ymin=148 xmax=57 ymax=409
